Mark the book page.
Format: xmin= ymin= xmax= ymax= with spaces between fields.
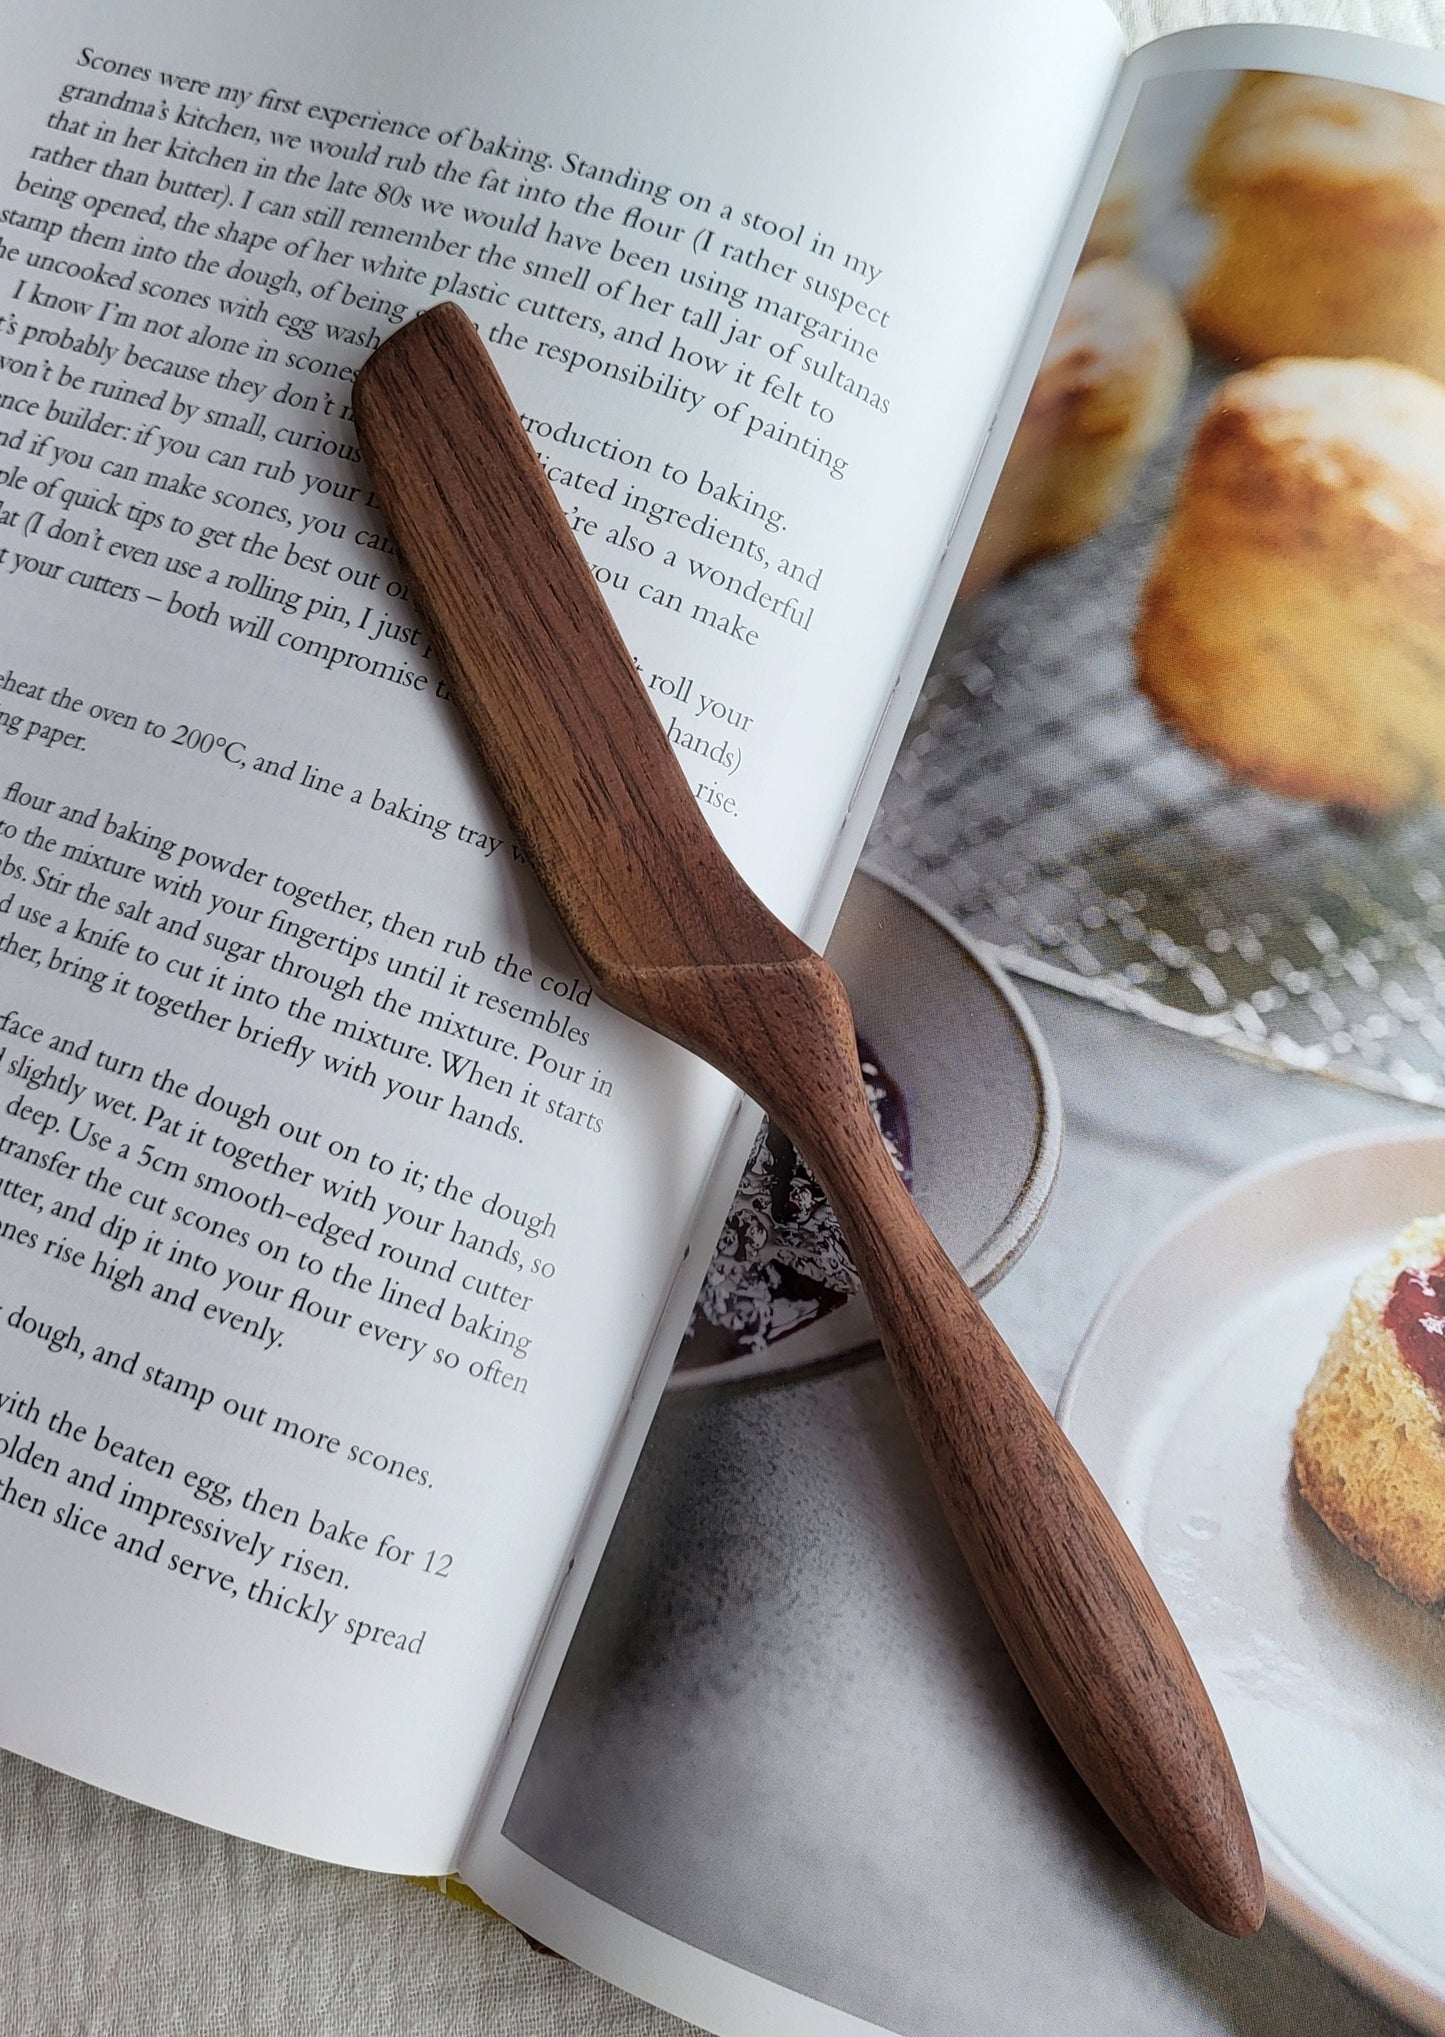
xmin=0 ymin=0 xmax=1121 ymax=1871
xmin=474 ymin=23 xmax=1445 ymax=2037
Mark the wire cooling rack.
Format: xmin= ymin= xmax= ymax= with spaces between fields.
xmin=868 ymin=360 xmax=1445 ymax=1108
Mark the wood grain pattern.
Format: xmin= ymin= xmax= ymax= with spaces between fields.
xmin=352 ymin=302 xmax=1266 ymax=1939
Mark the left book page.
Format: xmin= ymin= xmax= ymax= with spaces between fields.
xmin=0 ymin=0 xmax=1120 ymax=1872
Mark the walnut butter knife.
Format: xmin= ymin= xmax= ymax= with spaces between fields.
xmin=352 ymin=302 xmax=1265 ymax=1938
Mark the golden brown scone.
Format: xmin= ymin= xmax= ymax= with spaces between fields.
xmin=961 ymin=259 xmax=1189 ymax=597
xmin=1188 ymin=72 xmax=1445 ymax=377
xmin=1135 ymin=356 xmax=1445 ymax=813
xmin=1295 ymin=1215 xmax=1445 ymax=1608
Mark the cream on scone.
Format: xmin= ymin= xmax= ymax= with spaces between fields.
xmin=960 ymin=259 xmax=1188 ymax=598
xmin=1295 ymin=1215 xmax=1445 ymax=1608
xmin=1135 ymin=355 xmax=1445 ymax=813
xmin=1187 ymin=72 xmax=1445 ymax=378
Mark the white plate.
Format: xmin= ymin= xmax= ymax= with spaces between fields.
xmin=1059 ymin=1129 xmax=1445 ymax=2033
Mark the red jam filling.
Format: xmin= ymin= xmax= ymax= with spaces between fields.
xmin=1384 ymin=1256 xmax=1445 ymax=1401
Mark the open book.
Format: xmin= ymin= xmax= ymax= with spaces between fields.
xmin=4 ymin=2 xmax=1445 ymax=2032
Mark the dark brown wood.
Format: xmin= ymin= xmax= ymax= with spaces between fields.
xmin=353 ymin=302 xmax=1267 ymax=1940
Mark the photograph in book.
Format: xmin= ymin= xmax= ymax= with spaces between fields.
xmin=494 ymin=57 xmax=1445 ymax=2037
xmin=880 ymin=65 xmax=1445 ymax=1110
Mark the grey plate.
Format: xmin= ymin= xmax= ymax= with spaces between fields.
xmin=667 ymin=861 xmax=1062 ymax=1393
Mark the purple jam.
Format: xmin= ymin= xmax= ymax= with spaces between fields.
xmin=858 ymin=1036 xmax=912 ymax=1191
xmin=1384 ymin=1256 xmax=1445 ymax=1401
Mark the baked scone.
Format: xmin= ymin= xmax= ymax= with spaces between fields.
xmin=1135 ymin=355 xmax=1445 ymax=813
xmin=1295 ymin=1215 xmax=1445 ymax=1607
xmin=1188 ymin=72 xmax=1445 ymax=378
xmin=960 ymin=259 xmax=1189 ymax=597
